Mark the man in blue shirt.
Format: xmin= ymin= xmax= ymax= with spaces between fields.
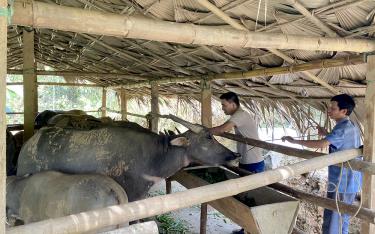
xmin=282 ymin=94 xmax=362 ymax=234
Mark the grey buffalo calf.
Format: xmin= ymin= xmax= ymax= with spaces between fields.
xmin=6 ymin=171 xmax=128 ymax=226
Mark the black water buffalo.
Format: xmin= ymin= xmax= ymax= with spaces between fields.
xmin=17 ymin=115 xmax=237 ymax=201
xmin=7 ymin=171 xmax=128 ymax=228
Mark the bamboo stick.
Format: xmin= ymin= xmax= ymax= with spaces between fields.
xmin=7 ymin=149 xmax=361 ymax=234
xmin=221 ymin=132 xmax=375 ymax=175
xmin=114 ymin=55 xmax=364 ymax=89
xmin=0 ymin=0 xmax=7 ymax=232
xmin=7 ymin=69 xmax=149 ymax=81
xmin=10 ymin=1 xmax=375 ymax=53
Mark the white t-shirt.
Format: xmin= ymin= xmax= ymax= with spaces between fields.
xmin=229 ymin=108 xmax=263 ymax=164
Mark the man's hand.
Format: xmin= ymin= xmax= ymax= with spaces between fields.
xmin=281 ymin=136 xmax=295 ymax=143
xmin=316 ymin=126 xmax=328 ymax=137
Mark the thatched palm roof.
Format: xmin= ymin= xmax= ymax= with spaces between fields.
xmin=6 ymin=0 xmax=375 ymax=131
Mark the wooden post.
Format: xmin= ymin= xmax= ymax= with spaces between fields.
xmin=200 ymin=204 xmax=208 ymax=234
xmin=120 ymin=89 xmax=127 ymax=121
xmin=101 ymin=88 xmax=107 ymax=117
xmin=150 ymin=82 xmax=159 ymax=133
xmin=362 ymin=55 xmax=375 ymax=233
xmin=165 ymin=178 xmax=172 ymax=194
xmin=0 ymin=0 xmax=7 ymax=232
xmin=200 ymin=79 xmax=212 ymax=234
xmin=201 ymin=79 xmax=212 ymax=128
xmin=23 ymin=29 xmax=37 ymax=142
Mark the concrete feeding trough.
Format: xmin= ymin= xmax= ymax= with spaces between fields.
xmin=172 ymin=167 xmax=300 ymax=234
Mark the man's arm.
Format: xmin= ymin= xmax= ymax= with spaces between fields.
xmin=209 ymin=121 xmax=235 ymax=135
xmin=282 ymin=136 xmax=330 ymax=149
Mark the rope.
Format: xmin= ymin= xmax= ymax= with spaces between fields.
xmin=0 ymin=0 xmax=14 ymax=25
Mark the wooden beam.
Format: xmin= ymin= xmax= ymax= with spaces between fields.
xmin=11 ymin=1 xmax=375 ymax=53
xmin=119 ymin=89 xmax=127 ymax=121
xmin=23 ymin=29 xmax=37 ymax=142
xmin=200 ymin=79 xmax=212 ymax=234
xmin=362 ymin=55 xmax=375 ymax=233
xmin=0 ymin=0 xmax=7 ymax=232
xmin=7 ymin=82 xmax=103 ymax=87
xmin=7 ymin=149 xmax=362 ymax=234
xmin=7 ymin=69 xmax=149 ymax=81
xmin=201 ymin=80 xmax=212 ymax=128
xmin=101 ymin=88 xmax=107 ymax=117
xmin=116 ymin=55 xmax=364 ymax=89
xmin=150 ymin=82 xmax=159 ymax=133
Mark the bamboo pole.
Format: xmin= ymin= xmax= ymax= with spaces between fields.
xmin=7 ymin=149 xmax=361 ymax=234
xmin=10 ymin=1 xmax=375 ymax=53
xmin=115 ymin=55 xmax=364 ymax=89
xmin=0 ymin=0 xmax=7 ymax=232
xmin=362 ymin=55 xmax=375 ymax=233
xmin=22 ymin=29 xmax=37 ymax=142
xmin=221 ymin=133 xmax=375 ymax=175
xmin=120 ymin=89 xmax=127 ymax=121
xmin=200 ymin=79 xmax=212 ymax=234
xmin=102 ymin=88 xmax=107 ymax=117
xmin=7 ymin=69 xmax=149 ymax=81
xmin=150 ymin=82 xmax=159 ymax=133
xmin=227 ymin=166 xmax=375 ymax=224
xmin=201 ymin=80 xmax=212 ymax=128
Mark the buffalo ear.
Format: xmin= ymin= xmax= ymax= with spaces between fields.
xmin=170 ymin=137 xmax=190 ymax=147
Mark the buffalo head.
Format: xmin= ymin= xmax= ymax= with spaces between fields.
xmin=164 ymin=114 xmax=239 ymax=165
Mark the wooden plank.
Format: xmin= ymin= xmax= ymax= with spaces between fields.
xmin=0 ymin=0 xmax=7 ymax=232
xmin=150 ymin=82 xmax=159 ymax=133
xmin=362 ymin=55 xmax=375 ymax=233
xmin=22 ymin=29 xmax=37 ymax=142
xmin=7 ymin=149 xmax=361 ymax=234
xmin=172 ymin=171 xmax=259 ymax=233
xmin=102 ymin=88 xmax=107 ymax=117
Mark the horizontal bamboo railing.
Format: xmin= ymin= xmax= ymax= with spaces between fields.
xmin=112 ymin=55 xmax=365 ymax=89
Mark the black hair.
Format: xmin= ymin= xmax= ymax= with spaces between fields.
xmin=220 ymin=92 xmax=240 ymax=106
xmin=331 ymin=94 xmax=355 ymax=116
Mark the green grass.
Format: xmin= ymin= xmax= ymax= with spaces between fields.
xmin=156 ymin=213 xmax=189 ymax=234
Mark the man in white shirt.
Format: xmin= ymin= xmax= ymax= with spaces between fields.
xmin=209 ymin=92 xmax=264 ymax=173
